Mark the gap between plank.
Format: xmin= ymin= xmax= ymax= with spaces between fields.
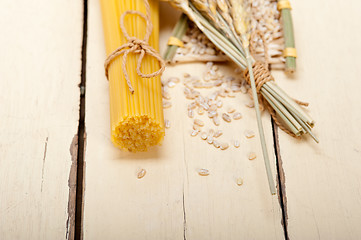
xmin=182 ymin=123 xmax=188 ymax=240
xmin=41 ymin=136 xmax=49 ymax=193
xmin=74 ymin=0 xmax=88 ymax=239
xmin=272 ymin=119 xmax=289 ymax=240
xmin=182 ymin=189 xmax=187 ymax=240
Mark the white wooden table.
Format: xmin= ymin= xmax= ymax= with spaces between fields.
xmin=1 ymin=0 xmax=361 ymax=239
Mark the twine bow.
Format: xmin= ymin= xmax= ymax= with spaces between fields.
xmin=104 ymin=0 xmax=165 ymax=94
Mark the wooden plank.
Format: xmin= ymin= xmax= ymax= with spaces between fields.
xmin=0 ymin=1 xmax=83 ymax=240
xmin=83 ymin=2 xmax=184 ymax=239
xmin=84 ymin=1 xmax=284 ymax=239
xmin=272 ymin=0 xmax=361 ymax=239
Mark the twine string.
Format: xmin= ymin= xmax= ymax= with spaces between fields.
xmin=104 ymin=0 xmax=165 ymax=94
xmin=245 ymin=31 xmax=307 ymax=138
xmin=244 ymin=61 xmax=298 ymax=137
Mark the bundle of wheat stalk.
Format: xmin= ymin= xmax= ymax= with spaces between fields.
xmin=166 ymin=1 xmax=286 ymax=68
xmin=165 ymin=0 xmax=317 ymax=194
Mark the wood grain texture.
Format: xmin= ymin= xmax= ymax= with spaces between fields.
xmin=272 ymin=0 xmax=361 ymax=239
xmin=0 ymin=1 xmax=83 ymax=239
xmin=83 ymin=1 xmax=284 ymax=239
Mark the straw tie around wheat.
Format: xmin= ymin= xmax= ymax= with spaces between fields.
xmin=244 ymin=31 xmax=307 ymax=137
xmin=104 ymin=0 xmax=165 ymax=94
xmin=244 ymin=61 xmax=298 ymax=137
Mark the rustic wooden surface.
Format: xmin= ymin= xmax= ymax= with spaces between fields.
xmin=1 ymin=0 xmax=361 ymax=239
xmin=0 ymin=1 xmax=83 ymax=240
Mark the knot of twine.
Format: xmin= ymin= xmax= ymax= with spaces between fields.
xmin=244 ymin=61 xmax=274 ymax=92
xmin=104 ymin=0 xmax=165 ymax=94
xmin=244 ymin=31 xmax=308 ymax=138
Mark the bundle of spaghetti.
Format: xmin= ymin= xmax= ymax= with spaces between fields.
xmin=100 ymin=0 xmax=164 ymax=152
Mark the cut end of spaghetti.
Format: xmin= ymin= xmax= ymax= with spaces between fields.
xmin=111 ymin=115 xmax=165 ymax=152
